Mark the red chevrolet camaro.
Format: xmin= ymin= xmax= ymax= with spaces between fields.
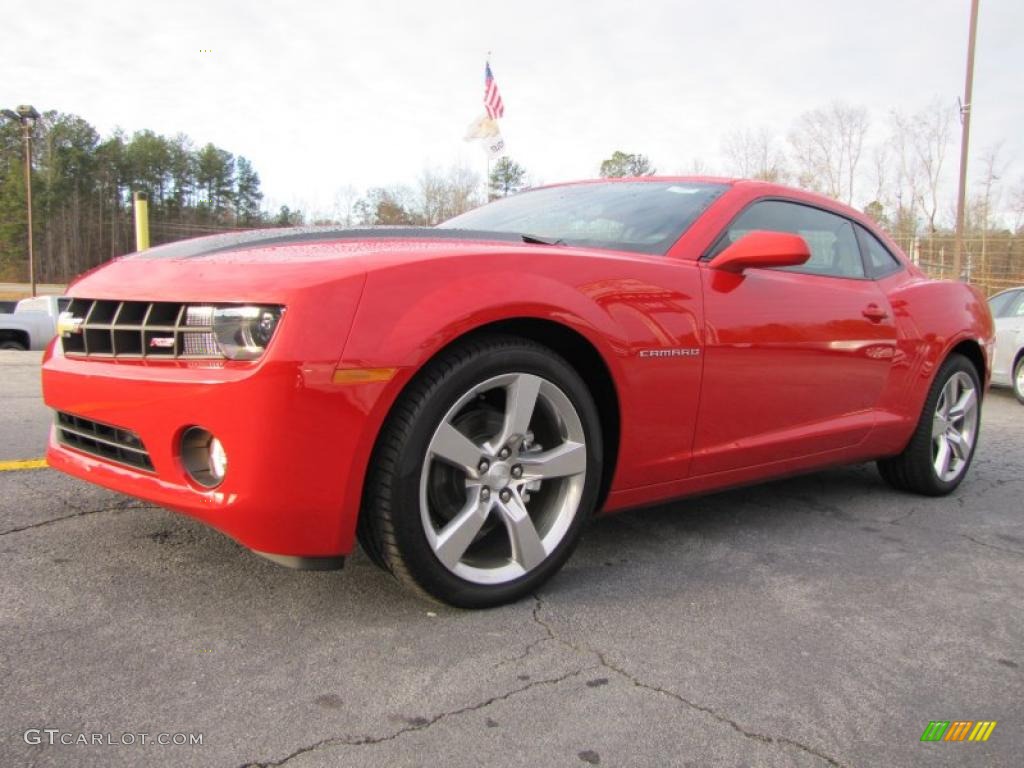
xmin=42 ymin=178 xmax=994 ymax=607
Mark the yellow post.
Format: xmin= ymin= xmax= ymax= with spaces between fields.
xmin=133 ymin=191 xmax=150 ymax=251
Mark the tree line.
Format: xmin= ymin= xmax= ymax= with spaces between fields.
xmin=1 ymin=102 xmax=1021 ymax=291
xmin=0 ymin=110 xmax=290 ymax=282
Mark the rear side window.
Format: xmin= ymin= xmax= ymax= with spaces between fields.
xmin=708 ymin=200 xmax=865 ymax=278
xmin=856 ymin=225 xmax=903 ymax=278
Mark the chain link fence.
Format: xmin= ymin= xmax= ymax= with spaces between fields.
xmin=891 ymin=234 xmax=1023 ymax=296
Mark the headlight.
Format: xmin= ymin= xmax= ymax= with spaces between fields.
xmin=209 ymin=305 xmax=283 ymax=360
xmin=180 ymin=304 xmax=283 ymax=360
xmin=177 ymin=305 xmax=280 ymax=362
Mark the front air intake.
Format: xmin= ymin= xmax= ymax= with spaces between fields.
xmin=55 ymin=411 xmax=155 ymax=472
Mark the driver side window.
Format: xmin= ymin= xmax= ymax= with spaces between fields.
xmin=712 ymin=200 xmax=866 ymax=279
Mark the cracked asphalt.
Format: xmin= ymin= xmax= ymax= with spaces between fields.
xmin=1 ymin=350 xmax=1021 ymax=767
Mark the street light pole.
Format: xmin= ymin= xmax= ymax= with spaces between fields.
xmin=953 ymin=0 xmax=980 ymax=283
xmin=2 ymin=105 xmax=40 ymax=297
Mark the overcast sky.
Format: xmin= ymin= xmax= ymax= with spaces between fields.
xmin=5 ymin=0 xmax=1023 ymax=218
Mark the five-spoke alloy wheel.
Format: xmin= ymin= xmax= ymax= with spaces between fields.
xmin=360 ymin=336 xmax=602 ymax=607
xmin=929 ymin=371 xmax=979 ymax=483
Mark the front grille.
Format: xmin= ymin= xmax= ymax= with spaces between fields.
xmin=61 ymin=299 xmax=220 ymax=359
xmin=55 ymin=411 xmax=155 ymax=472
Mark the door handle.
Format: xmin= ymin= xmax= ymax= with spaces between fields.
xmin=862 ymin=304 xmax=888 ymax=322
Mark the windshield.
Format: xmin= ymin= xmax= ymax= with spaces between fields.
xmin=439 ymin=181 xmax=728 ymax=255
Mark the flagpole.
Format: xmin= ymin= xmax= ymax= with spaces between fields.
xmin=485 ymin=51 xmax=492 ymax=202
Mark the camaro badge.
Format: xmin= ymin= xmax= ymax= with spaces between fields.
xmin=149 ymin=337 xmax=175 ymax=348
xmin=638 ymin=348 xmax=701 ymax=358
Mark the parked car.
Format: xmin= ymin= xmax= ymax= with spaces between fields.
xmin=0 ymin=295 xmax=69 ymax=350
xmin=41 ymin=178 xmax=994 ymax=607
xmin=988 ymin=287 xmax=1024 ymax=403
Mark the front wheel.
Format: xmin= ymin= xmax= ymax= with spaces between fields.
xmin=0 ymin=340 xmax=27 ymax=350
xmin=878 ymin=353 xmax=981 ymax=496
xmin=359 ymin=336 xmax=602 ymax=608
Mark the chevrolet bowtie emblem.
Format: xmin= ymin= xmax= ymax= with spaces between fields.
xmin=56 ymin=311 xmax=84 ymax=336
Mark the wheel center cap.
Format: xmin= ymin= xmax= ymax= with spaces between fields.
xmin=485 ymin=462 xmax=511 ymax=487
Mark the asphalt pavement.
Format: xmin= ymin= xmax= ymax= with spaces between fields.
xmin=1 ymin=350 xmax=1021 ymax=767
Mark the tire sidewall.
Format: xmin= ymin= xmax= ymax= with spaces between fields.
xmin=387 ymin=342 xmax=603 ymax=608
xmin=1013 ymin=357 xmax=1024 ymax=405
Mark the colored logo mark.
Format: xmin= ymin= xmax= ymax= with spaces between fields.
xmin=920 ymin=721 xmax=997 ymax=742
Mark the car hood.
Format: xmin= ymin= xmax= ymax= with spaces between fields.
xmin=66 ymin=227 xmax=609 ymax=303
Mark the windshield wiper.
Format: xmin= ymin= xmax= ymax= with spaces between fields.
xmin=520 ymin=234 xmax=565 ymax=246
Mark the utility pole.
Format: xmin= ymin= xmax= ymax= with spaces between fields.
xmin=953 ymin=0 xmax=980 ymax=282
xmin=1 ymin=105 xmax=40 ymax=296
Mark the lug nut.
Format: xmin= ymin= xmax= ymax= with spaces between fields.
xmin=511 ymin=465 xmax=523 ymax=478
xmin=478 ymin=458 xmax=490 ymax=472
xmin=498 ymin=447 xmax=511 ymax=459
xmin=499 ymin=489 xmax=512 ymax=503
xmin=481 ymin=487 xmax=490 ymax=500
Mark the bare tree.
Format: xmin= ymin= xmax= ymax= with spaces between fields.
xmin=972 ymin=143 xmax=1007 ymax=283
xmin=975 ymin=143 xmax=1006 ymax=232
xmin=686 ymin=158 xmax=707 ymax=175
xmin=887 ymin=110 xmax=924 ymax=246
xmin=722 ymin=127 xmax=787 ymax=182
xmin=1011 ymin=178 xmax=1024 ymax=233
xmin=332 ymin=184 xmax=359 ymax=227
xmin=861 ymin=144 xmax=893 ymax=228
xmin=788 ymin=103 xmax=868 ymax=204
xmin=910 ymin=98 xmax=953 ymax=238
xmin=417 ymin=165 xmax=481 ymax=225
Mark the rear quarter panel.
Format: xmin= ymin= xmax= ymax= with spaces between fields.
xmin=871 ymin=272 xmax=994 ymax=453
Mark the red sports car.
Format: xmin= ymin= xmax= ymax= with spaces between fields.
xmin=42 ymin=178 xmax=994 ymax=607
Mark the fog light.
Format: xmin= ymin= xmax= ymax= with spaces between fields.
xmin=209 ymin=437 xmax=227 ymax=480
xmin=181 ymin=427 xmax=227 ymax=488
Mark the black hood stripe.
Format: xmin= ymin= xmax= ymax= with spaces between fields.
xmin=131 ymin=227 xmax=528 ymax=260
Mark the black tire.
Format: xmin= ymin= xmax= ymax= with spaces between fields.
xmin=1013 ymin=355 xmax=1024 ymax=405
xmin=0 ymin=340 xmax=27 ymax=350
xmin=359 ymin=335 xmax=602 ymax=608
xmin=877 ymin=353 xmax=982 ymax=496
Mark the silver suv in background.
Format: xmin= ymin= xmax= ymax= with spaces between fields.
xmin=988 ymin=287 xmax=1024 ymax=404
xmin=0 ymin=296 xmax=69 ymax=351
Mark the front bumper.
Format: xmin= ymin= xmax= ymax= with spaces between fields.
xmin=42 ymin=347 xmax=392 ymax=560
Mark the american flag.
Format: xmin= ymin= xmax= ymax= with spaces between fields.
xmin=484 ymin=62 xmax=504 ymax=120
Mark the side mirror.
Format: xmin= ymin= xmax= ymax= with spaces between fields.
xmin=711 ymin=230 xmax=811 ymax=273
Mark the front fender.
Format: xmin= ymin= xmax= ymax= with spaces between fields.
xmin=329 ymin=251 xmax=706 ymax=542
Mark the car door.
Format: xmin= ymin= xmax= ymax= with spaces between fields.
xmin=989 ymin=290 xmax=1024 ymax=384
xmin=692 ymin=199 xmax=898 ymax=475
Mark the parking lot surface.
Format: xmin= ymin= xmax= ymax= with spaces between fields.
xmin=1 ymin=350 xmax=1021 ymax=767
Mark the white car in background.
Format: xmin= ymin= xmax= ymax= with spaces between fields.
xmin=0 ymin=295 xmax=69 ymax=351
xmin=988 ymin=287 xmax=1024 ymax=403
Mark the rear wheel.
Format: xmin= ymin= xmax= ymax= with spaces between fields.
xmin=877 ymin=353 xmax=981 ymax=495
xmin=1013 ymin=356 xmax=1024 ymax=405
xmin=0 ymin=340 xmax=27 ymax=350
xmin=359 ymin=336 xmax=602 ymax=608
